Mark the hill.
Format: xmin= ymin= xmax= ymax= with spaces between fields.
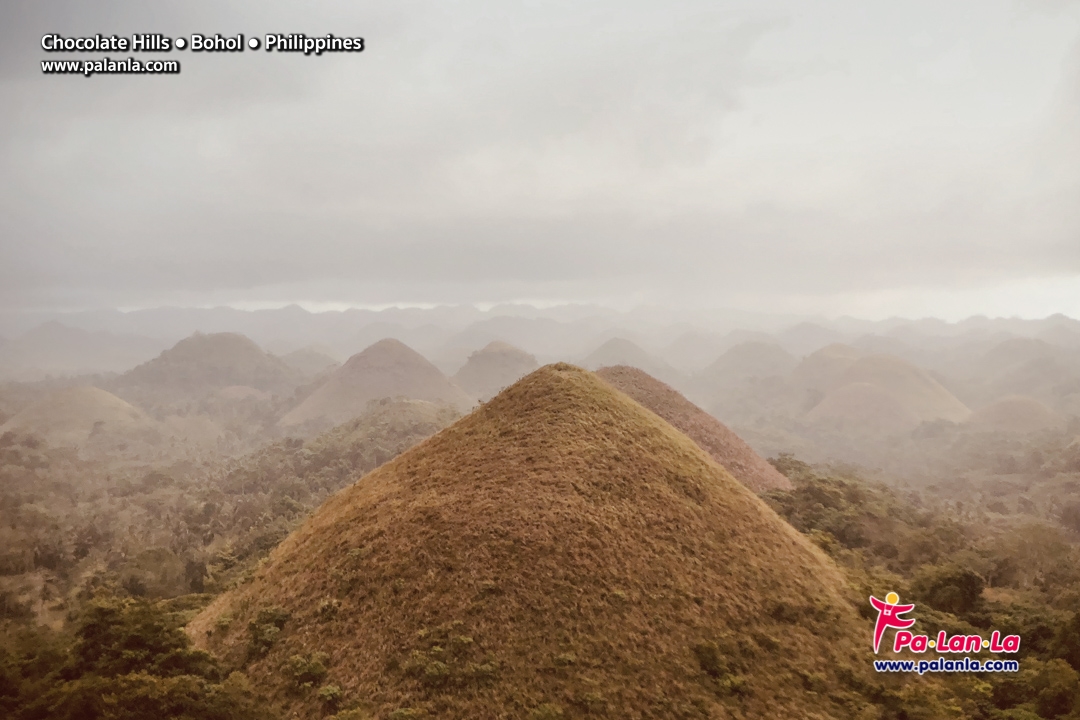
xmin=776 ymin=322 xmax=847 ymax=356
xmin=804 ymin=382 xmax=922 ymax=435
xmin=0 ymin=322 xmax=166 ymax=381
xmin=280 ymin=346 xmax=341 ymax=377
xmin=968 ymin=395 xmax=1064 ymax=434
xmin=596 ymin=365 xmax=791 ymax=493
xmin=830 ymin=354 xmax=971 ymax=424
xmin=452 ymin=341 xmax=539 ymax=401
xmin=661 ymin=331 xmax=729 ymax=373
xmin=0 ymin=386 xmax=158 ymax=448
xmin=279 ymin=339 xmax=474 ymax=428
xmin=582 ymin=337 xmax=684 ymax=386
xmin=790 ymin=343 xmax=862 ymax=393
xmin=191 ymin=364 xmax=875 ymax=719
xmin=698 ymin=342 xmax=798 ymax=385
xmin=114 ymin=332 xmax=303 ymax=401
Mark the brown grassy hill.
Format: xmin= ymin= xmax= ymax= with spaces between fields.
xmin=596 ymin=365 xmax=791 ymax=493
xmin=452 ymin=341 xmax=539 ymax=401
xmin=968 ymin=395 xmax=1064 ymax=434
xmin=833 ymin=354 xmax=971 ymax=423
xmin=191 ymin=364 xmax=876 ymax=719
xmin=114 ymin=332 xmax=303 ymax=400
xmin=0 ymin=386 xmax=158 ymax=448
xmin=582 ymin=337 xmax=685 ymax=386
xmin=279 ymin=339 xmax=474 ymax=428
xmin=805 ymin=382 xmax=922 ymax=435
xmin=791 ymin=344 xmax=862 ymax=392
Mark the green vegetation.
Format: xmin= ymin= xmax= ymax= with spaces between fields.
xmin=0 ymin=596 xmax=270 ymax=720
xmin=4 ymin=361 xmax=1080 ymax=718
xmin=766 ymin=454 xmax=1080 ymax=719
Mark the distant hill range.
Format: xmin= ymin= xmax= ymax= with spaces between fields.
xmin=0 ymin=322 xmax=166 ymax=381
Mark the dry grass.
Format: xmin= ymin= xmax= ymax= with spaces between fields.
xmin=596 ymin=365 xmax=791 ymax=493
xmin=836 ymin=355 xmax=971 ymax=423
xmin=968 ymin=394 xmax=1064 ymax=433
xmin=0 ymin=386 xmax=157 ymax=448
xmin=190 ymin=364 xmax=876 ymax=719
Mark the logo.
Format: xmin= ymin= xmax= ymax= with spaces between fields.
xmin=870 ymin=591 xmax=915 ymax=653
xmin=869 ymin=592 xmax=1022 ymax=655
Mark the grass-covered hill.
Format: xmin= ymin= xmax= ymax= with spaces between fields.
xmin=280 ymin=339 xmax=474 ymax=429
xmin=190 ymin=364 xmax=877 ymax=719
xmin=0 ymin=386 xmax=159 ymax=451
xmin=112 ymin=332 xmax=304 ymax=405
xmin=596 ymin=365 xmax=791 ymax=493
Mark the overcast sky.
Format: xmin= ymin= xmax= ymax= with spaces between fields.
xmin=2 ymin=0 xmax=1079 ymax=320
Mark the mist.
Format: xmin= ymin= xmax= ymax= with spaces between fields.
xmin=2 ymin=0 xmax=1078 ymax=320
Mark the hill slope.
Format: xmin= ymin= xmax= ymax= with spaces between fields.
xmin=791 ymin=343 xmax=862 ymax=392
xmin=582 ymin=337 xmax=685 ymax=386
xmin=596 ymin=365 xmax=791 ymax=493
xmin=805 ymin=382 xmax=922 ymax=434
xmin=115 ymin=332 xmax=302 ymax=400
xmin=0 ymin=322 xmax=166 ymax=381
xmin=826 ymin=354 xmax=971 ymax=424
xmin=192 ymin=364 xmax=874 ymax=719
xmin=698 ymin=341 xmax=798 ymax=385
xmin=279 ymin=339 xmax=474 ymax=428
xmin=0 ymin=386 xmax=158 ymax=448
xmin=968 ymin=395 xmax=1064 ymax=434
xmin=452 ymin=341 xmax=539 ymax=401
xmin=280 ymin=346 xmax=341 ymax=377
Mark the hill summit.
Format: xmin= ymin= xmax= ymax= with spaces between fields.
xmin=596 ymin=365 xmax=791 ymax=493
xmin=806 ymin=354 xmax=970 ymax=432
xmin=279 ymin=339 xmax=474 ymax=428
xmin=192 ymin=364 xmax=873 ymax=719
xmin=115 ymin=332 xmax=301 ymax=398
xmin=452 ymin=341 xmax=539 ymax=401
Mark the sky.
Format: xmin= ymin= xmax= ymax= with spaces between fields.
xmin=1 ymin=0 xmax=1079 ymax=321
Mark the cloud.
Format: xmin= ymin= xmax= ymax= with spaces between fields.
xmin=1 ymin=0 xmax=1079 ymax=317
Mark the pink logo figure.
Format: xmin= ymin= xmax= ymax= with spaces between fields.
xmin=870 ymin=592 xmax=916 ymax=653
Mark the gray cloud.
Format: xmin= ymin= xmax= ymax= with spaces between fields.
xmin=1 ymin=0 xmax=1079 ymax=317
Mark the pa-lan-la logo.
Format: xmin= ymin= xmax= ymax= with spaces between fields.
xmin=870 ymin=592 xmax=1021 ymax=655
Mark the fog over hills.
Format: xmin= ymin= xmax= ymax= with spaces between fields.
xmin=4 ymin=1 xmax=1080 ymax=715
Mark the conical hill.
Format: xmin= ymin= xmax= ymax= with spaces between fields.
xmin=190 ymin=364 xmax=873 ymax=719
xmin=0 ymin=386 xmax=158 ymax=448
xmin=279 ymin=339 xmax=475 ymax=427
xmin=452 ymin=341 xmax=539 ymax=401
xmin=596 ymin=365 xmax=791 ymax=493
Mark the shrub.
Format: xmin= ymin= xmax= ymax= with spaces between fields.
xmin=317 ymin=683 xmax=344 ymax=709
xmin=247 ymin=606 xmax=290 ymax=658
xmin=911 ymin=564 xmax=984 ymax=615
xmin=692 ymin=641 xmax=728 ymax=679
xmin=284 ymin=652 xmax=329 ymax=688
